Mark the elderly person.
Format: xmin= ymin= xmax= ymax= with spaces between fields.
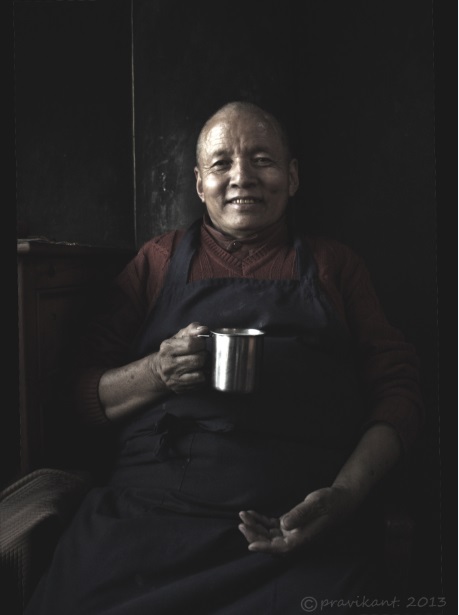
xmin=25 ymin=101 xmax=423 ymax=614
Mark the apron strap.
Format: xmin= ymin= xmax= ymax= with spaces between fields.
xmin=165 ymin=216 xmax=315 ymax=288
xmin=164 ymin=218 xmax=203 ymax=287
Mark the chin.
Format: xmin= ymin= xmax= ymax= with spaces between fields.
xmin=226 ymin=220 xmax=260 ymax=237
xmin=230 ymin=213 xmax=265 ymax=229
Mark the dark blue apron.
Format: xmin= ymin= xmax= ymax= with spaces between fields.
xmin=25 ymin=219 xmax=377 ymax=615
xmin=110 ymin=218 xmax=366 ymax=504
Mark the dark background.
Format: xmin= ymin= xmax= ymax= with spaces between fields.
xmin=11 ymin=0 xmax=455 ymax=608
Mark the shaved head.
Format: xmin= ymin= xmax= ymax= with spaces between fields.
xmin=196 ymin=101 xmax=292 ymax=167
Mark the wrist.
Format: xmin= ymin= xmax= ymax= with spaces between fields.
xmin=148 ymin=352 xmax=169 ymax=394
xmin=330 ymin=478 xmax=369 ymax=511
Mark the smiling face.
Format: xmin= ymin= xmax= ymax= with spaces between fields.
xmin=194 ymin=104 xmax=299 ymax=239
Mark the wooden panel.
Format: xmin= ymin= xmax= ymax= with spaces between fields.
xmin=16 ymin=242 xmax=134 ymax=481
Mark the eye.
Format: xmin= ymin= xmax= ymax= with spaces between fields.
xmin=253 ymin=156 xmax=273 ymax=165
xmin=211 ymin=159 xmax=230 ymax=170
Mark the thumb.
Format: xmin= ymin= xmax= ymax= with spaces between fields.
xmin=280 ymin=501 xmax=312 ymax=531
xmin=176 ymin=322 xmax=207 ymax=338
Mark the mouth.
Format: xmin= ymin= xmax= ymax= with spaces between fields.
xmin=226 ymin=197 xmax=262 ymax=205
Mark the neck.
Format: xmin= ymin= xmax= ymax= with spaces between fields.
xmin=204 ymin=214 xmax=288 ymax=240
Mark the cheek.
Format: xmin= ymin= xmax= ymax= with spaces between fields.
xmin=267 ymin=182 xmax=290 ymax=200
xmin=202 ymin=176 xmax=223 ymax=195
xmin=264 ymin=170 xmax=290 ymax=193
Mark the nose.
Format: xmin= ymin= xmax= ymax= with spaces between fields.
xmin=229 ymin=158 xmax=256 ymax=187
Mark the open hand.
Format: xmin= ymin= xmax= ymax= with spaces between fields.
xmin=238 ymin=485 xmax=359 ymax=555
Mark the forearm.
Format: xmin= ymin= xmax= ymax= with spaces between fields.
xmin=99 ymin=353 xmax=169 ymax=422
xmin=332 ymin=422 xmax=402 ymax=505
xmin=239 ymin=422 xmax=403 ymax=553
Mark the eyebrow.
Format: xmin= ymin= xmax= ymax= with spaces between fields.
xmin=209 ymin=146 xmax=275 ymax=159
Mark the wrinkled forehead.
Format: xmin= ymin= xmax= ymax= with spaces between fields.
xmin=198 ymin=110 xmax=287 ymax=162
xmin=208 ymin=115 xmax=271 ymax=139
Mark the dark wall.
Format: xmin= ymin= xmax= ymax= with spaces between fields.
xmin=14 ymin=0 xmax=446 ymax=603
xmin=14 ymin=0 xmax=134 ymax=249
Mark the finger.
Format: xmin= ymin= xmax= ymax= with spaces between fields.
xmin=175 ymin=322 xmax=208 ymax=338
xmin=161 ymin=339 xmax=201 ymax=358
xmin=282 ymin=514 xmax=329 ymax=551
xmin=238 ymin=517 xmax=272 ymax=539
xmin=238 ymin=523 xmax=269 ymax=544
xmin=238 ymin=525 xmax=288 ymax=554
xmin=167 ymin=362 xmax=209 ymax=389
xmin=175 ymin=370 xmax=207 ymax=386
xmin=238 ymin=513 xmax=279 ymax=539
xmin=161 ymin=339 xmax=208 ymax=369
xmin=241 ymin=510 xmax=279 ymax=529
xmin=247 ymin=535 xmax=290 ymax=555
xmin=178 ymin=351 xmax=208 ymax=371
xmin=250 ymin=523 xmax=318 ymax=555
xmin=281 ymin=498 xmax=323 ymax=531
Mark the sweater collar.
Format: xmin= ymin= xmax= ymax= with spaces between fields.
xmin=202 ymin=213 xmax=289 ymax=258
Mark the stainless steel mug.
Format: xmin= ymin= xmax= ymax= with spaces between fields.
xmin=199 ymin=328 xmax=265 ymax=393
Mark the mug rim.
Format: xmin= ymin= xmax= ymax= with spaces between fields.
xmin=211 ymin=327 xmax=265 ymax=337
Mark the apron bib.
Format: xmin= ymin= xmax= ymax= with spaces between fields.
xmin=110 ymin=218 xmax=366 ymax=514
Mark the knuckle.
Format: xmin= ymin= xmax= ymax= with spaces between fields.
xmin=160 ymin=339 xmax=173 ymax=353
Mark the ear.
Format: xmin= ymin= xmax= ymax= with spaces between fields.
xmin=288 ymin=159 xmax=299 ymax=197
xmin=194 ymin=167 xmax=205 ymax=202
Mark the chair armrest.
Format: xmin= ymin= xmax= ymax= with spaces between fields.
xmin=0 ymin=468 xmax=92 ymax=614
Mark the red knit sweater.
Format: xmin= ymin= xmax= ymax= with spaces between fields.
xmin=74 ymin=217 xmax=424 ymax=454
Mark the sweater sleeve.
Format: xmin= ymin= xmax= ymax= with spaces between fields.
xmin=313 ymin=237 xmax=425 ymax=455
xmin=72 ymin=232 xmax=179 ymax=426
